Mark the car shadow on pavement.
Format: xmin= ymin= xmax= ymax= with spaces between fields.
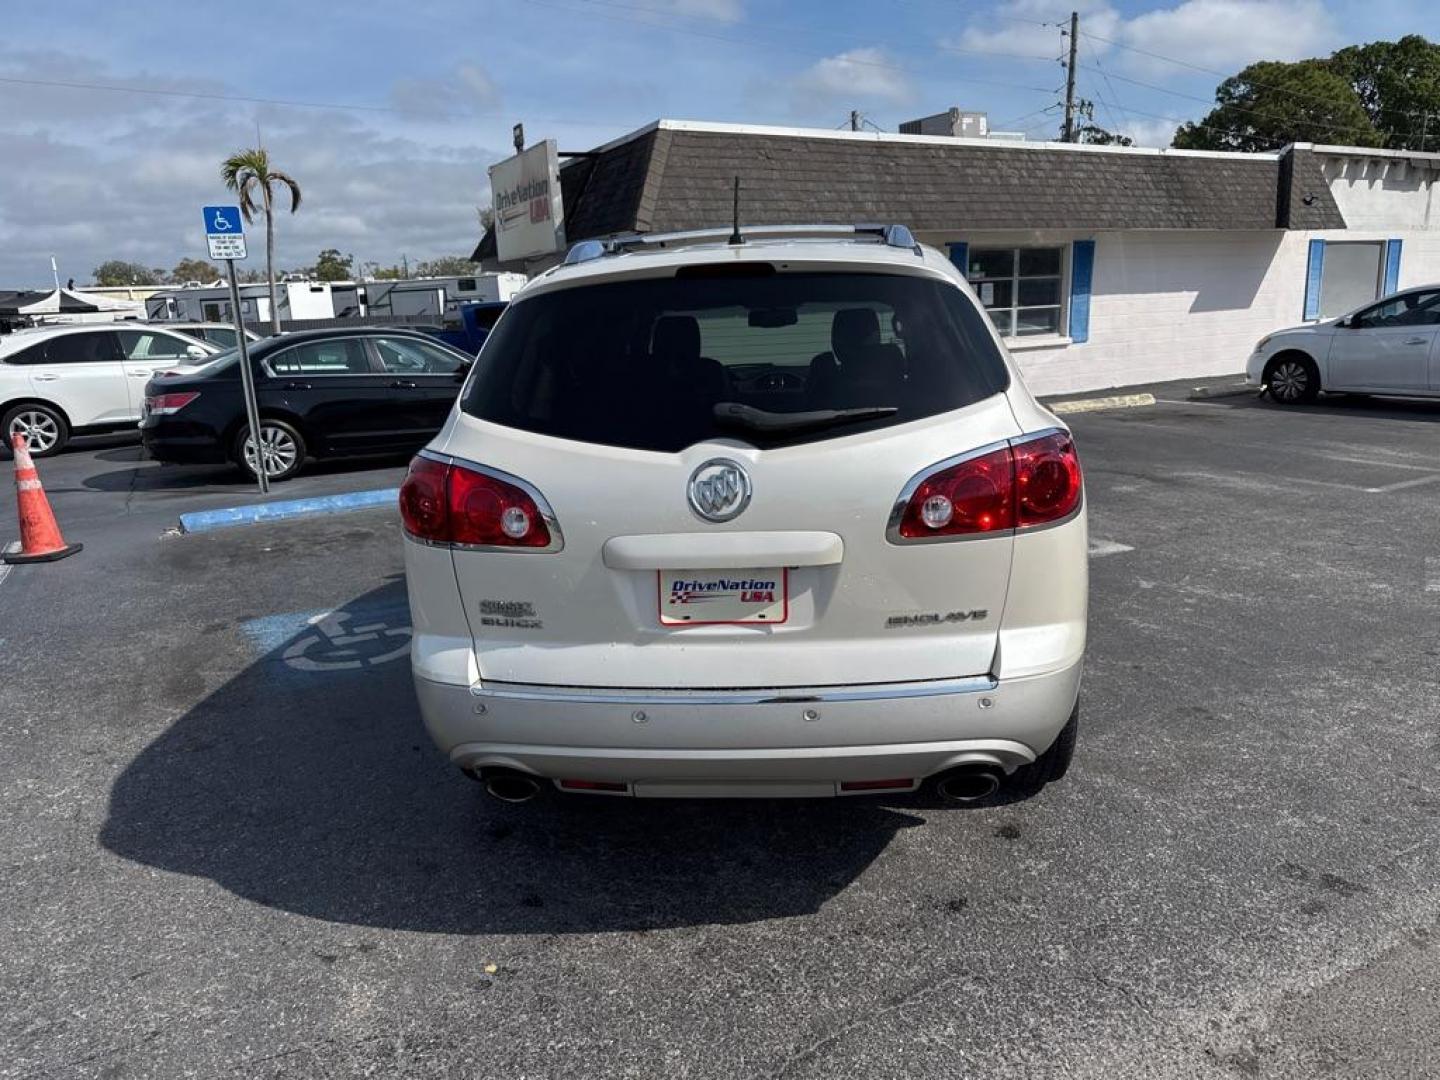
xmin=82 ymin=451 xmax=412 ymax=493
xmin=100 ymin=580 xmax=924 ymax=934
xmin=1230 ymin=394 xmax=1440 ymax=423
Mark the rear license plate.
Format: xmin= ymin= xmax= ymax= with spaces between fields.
xmin=658 ymin=568 xmax=789 ymax=625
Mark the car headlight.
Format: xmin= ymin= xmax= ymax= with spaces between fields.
xmin=1254 ymin=334 xmax=1274 ymax=351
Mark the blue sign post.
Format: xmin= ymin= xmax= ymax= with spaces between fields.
xmin=202 ymin=204 xmax=266 ymax=493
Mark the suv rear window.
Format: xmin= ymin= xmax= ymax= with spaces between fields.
xmin=461 ymin=271 xmax=1008 ymax=452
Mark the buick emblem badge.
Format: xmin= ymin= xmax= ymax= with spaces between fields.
xmin=687 ymin=458 xmax=752 ymax=523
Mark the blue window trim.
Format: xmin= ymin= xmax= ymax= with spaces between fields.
xmin=1068 ymin=240 xmax=1095 ymax=344
xmin=946 ymin=242 xmax=968 ymax=276
xmin=1303 ymin=239 xmax=1326 ymax=321
xmin=1383 ymin=239 xmax=1402 ymax=295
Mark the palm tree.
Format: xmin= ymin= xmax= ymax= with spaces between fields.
xmin=220 ymin=147 xmax=302 ymax=333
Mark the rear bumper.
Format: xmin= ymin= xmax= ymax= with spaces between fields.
xmin=141 ymin=427 xmax=229 ymax=465
xmin=413 ymin=659 xmax=1082 ymax=795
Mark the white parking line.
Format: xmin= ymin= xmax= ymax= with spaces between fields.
xmin=1427 ymin=558 xmax=1440 ymax=593
xmin=1089 ymin=539 xmax=1134 ymax=558
xmin=0 ymin=542 xmax=15 ymax=588
xmin=1174 ymin=470 xmax=1359 ymax=494
xmin=1365 ymin=475 xmax=1440 ymax=494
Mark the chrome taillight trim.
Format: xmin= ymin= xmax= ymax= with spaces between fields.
xmin=884 ymin=426 xmax=1082 ymax=545
xmin=412 ymin=448 xmax=565 ymax=553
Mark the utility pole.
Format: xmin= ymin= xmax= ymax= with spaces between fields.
xmin=850 ymin=110 xmax=860 ymax=132
xmin=1062 ymin=11 xmax=1079 ymax=143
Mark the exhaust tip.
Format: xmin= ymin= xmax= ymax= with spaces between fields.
xmin=480 ymin=768 xmax=542 ymax=804
xmin=934 ymin=764 xmax=1006 ymax=804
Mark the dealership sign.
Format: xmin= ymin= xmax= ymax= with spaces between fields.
xmin=489 ymin=140 xmax=565 ymax=262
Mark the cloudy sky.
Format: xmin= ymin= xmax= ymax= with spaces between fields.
xmin=0 ymin=0 xmax=1427 ymax=286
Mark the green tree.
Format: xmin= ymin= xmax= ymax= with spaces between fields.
xmin=92 ymin=261 xmax=160 ymax=286
xmin=1174 ymin=58 xmax=1385 ymax=152
xmin=170 ymin=257 xmax=220 ymax=284
xmin=221 ymin=147 xmax=302 ymax=333
xmin=1329 ymin=35 xmax=1440 ymax=150
xmin=413 ymin=255 xmax=478 ymax=277
xmin=312 ymin=249 xmax=353 ymax=281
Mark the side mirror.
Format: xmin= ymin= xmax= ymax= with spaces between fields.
xmin=186 ymin=344 xmax=208 ymax=359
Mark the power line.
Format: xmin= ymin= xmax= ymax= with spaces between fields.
xmin=520 ymin=0 xmax=1063 ymax=96
xmin=995 ymin=104 xmax=1059 ymax=130
xmin=0 ymin=73 xmax=628 ymax=132
xmin=0 ymin=74 xmax=396 ymax=115
xmin=574 ymin=0 xmax=1061 ymax=64
xmin=1079 ymin=32 xmax=1133 ymax=140
xmin=1078 ymin=29 xmax=1435 ymax=124
xmin=1076 ymin=64 xmax=1406 ymax=143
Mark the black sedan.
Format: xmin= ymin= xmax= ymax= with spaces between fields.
xmin=140 ymin=327 xmax=472 ymax=481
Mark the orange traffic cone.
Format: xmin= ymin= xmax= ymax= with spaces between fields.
xmin=4 ymin=433 xmax=82 ymax=564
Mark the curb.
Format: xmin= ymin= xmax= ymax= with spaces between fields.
xmin=1187 ymin=382 xmax=1257 ymax=400
xmin=178 ymin=488 xmax=399 ymax=534
xmin=1048 ymin=393 xmax=1156 ymax=416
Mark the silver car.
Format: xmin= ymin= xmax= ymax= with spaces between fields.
xmin=400 ymin=225 xmax=1087 ymax=805
xmin=1248 ymin=284 xmax=1440 ymax=403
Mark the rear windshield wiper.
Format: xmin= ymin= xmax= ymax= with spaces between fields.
xmin=713 ymin=401 xmax=898 ymax=435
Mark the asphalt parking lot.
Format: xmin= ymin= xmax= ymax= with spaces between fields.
xmin=3 ymin=390 xmax=1439 ymax=1079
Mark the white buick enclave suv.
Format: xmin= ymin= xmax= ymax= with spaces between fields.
xmin=400 ymin=224 xmax=1087 ymax=804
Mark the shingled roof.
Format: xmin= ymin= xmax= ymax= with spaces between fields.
xmin=473 ymin=120 xmax=1347 ymax=264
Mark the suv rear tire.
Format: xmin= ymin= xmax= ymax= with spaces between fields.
xmin=3 ymin=403 xmax=69 ymax=457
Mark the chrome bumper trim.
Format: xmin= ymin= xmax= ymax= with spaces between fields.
xmin=466 ymin=675 xmax=998 ymax=707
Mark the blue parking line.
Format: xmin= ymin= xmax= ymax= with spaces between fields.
xmin=178 ymin=488 xmax=399 ymax=534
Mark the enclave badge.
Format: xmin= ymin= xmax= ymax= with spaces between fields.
xmin=687 ymin=458 xmax=752 ymax=523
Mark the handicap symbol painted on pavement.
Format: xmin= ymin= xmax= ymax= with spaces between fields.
xmin=279 ymin=610 xmax=412 ymax=672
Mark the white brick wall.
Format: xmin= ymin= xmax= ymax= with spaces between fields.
xmin=1323 ymin=157 xmax=1438 ymax=232
xmin=920 ymin=224 xmax=1440 ymax=398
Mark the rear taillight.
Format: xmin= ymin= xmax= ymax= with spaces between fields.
xmin=893 ymin=431 xmax=1081 ymax=541
xmin=145 ymin=391 xmax=200 ymax=415
xmin=399 ymin=455 xmax=559 ymax=550
xmin=1013 ymin=431 xmax=1082 ymax=526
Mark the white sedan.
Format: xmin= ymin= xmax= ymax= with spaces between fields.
xmin=1247 ymin=285 xmax=1440 ymax=404
xmin=1 ymin=324 xmax=216 ymax=455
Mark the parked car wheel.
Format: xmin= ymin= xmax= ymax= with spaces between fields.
xmin=3 ymin=403 xmax=69 ymax=457
xmin=234 ymin=418 xmax=306 ymax=482
xmin=1265 ymin=354 xmax=1319 ymax=404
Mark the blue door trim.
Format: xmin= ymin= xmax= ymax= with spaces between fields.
xmin=1303 ymin=239 xmax=1326 ymax=321
xmin=1383 ymin=239 xmax=1402 ymax=295
xmin=1069 ymin=240 xmax=1096 ymax=344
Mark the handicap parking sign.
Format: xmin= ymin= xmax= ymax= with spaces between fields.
xmin=203 ymin=205 xmax=247 ymax=260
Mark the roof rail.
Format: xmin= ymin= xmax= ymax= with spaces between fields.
xmin=560 ymin=223 xmax=921 ymax=266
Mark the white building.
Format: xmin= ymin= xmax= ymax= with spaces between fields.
xmin=474 ymin=120 xmax=1440 ymax=396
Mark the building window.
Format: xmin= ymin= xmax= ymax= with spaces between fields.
xmin=965 ymin=247 xmax=1066 ymax=337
